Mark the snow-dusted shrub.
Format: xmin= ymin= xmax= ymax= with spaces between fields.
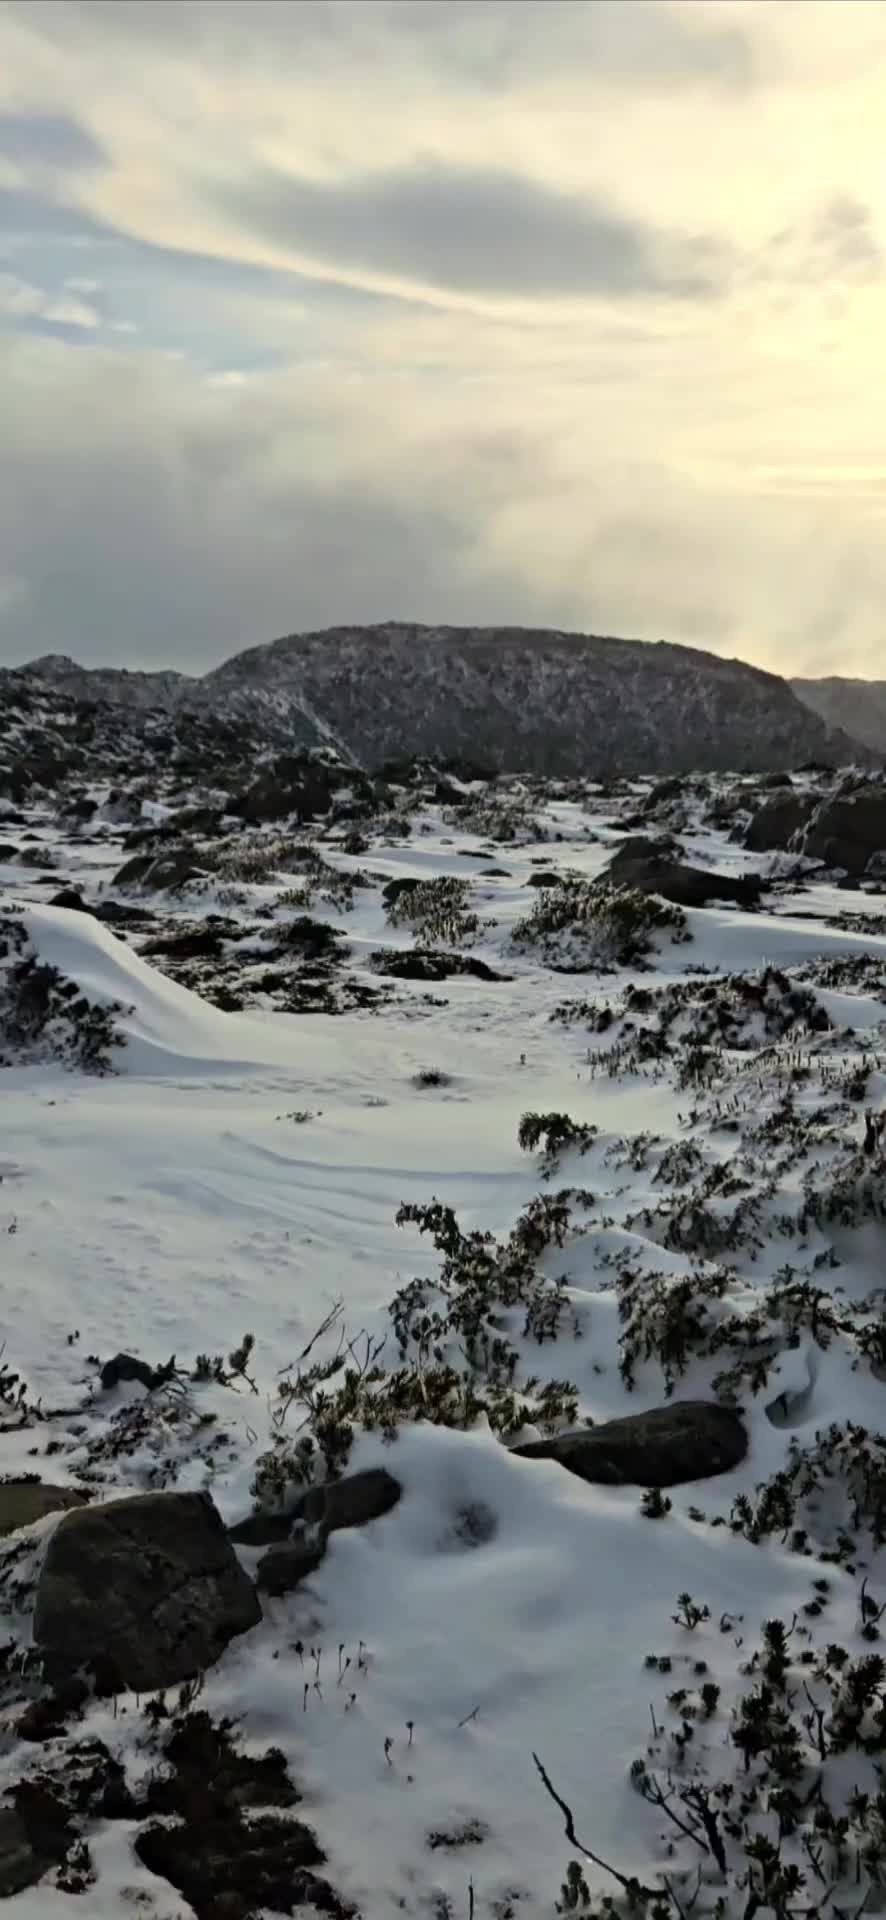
xmin=386 ymin=875 xmax=479 ymax=945
xmin=518 ymin=1111 xmax=598 ymax=1176
xmin=513 ymin=878 xmax=688 ymax=970
xmin=0 ymin=917 xmax=125 ymax=1073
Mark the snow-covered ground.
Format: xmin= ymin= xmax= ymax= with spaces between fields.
xmin=3 ymin=771 xmax=886 ymax=1918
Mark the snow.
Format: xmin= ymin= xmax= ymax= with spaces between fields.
xmin=2 ymin=773 xmax=886 ymax=1916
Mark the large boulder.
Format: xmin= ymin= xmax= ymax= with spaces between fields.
xmin=34 ymin=1491 xmax=260 ymax=1692
xmin=744 ymin=792 xmax=816 ymax=852
xmin=608 ymin=840 xmax=762 ymax=910
xmin=0 ymin=1482 xmax=87 ymax=1539
xmin=799 ymin=785 xmax=886 ymax=877
xmin=512 ymin=1400 xmax=747 ymax=1488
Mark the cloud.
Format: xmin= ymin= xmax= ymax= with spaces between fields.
xmin=2 ymin=1 xmax=755 ymax=94
xmin=217 ymin=161 xmax=727 ymax=300
xmin=0 ymin=269 xmax=98 ymax=330
xmin=3 ymin=333 xmax=886 ymax=682
xmin=0 ymin=106 xmax=105 ymax=176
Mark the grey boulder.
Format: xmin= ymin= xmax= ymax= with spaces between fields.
xmin=512 ymin=1400 xmax=747 ymax=1488
xmin=744 ymin=792 xmax=816 ymax=852
xmin=229 ymin=1466 xmax=401 ymax=1548
xmin=0 ymin=1482 xmax=87 ymax=1539
xmin=799 ymin=785 xmax=886 ymax=877
xmin=34 ymin=1490 xmax=260 ymax=1692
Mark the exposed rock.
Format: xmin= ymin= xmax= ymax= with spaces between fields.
xmin=34 ymin=1490 xmax=261 ymax=1691
xmin=48 ymin=887 xmax=93 ymax=912
xmin=113 ymin=848 xmax=206 ymax=893
xmin=512 ymin=1400 xmax=747 ymax=1487
xmin=0 ymin=1796 xmax=73 ymax=1897
xmin=0 ymin=1482 xmax=87 ymax=1539
xmin=141 ymin=923 xmax=226 ymax=961
xmin=231 ymin=752 xmax=353 ymax=825
xmin=99 ymin=1351 xmax=177 ymax=1392
xmin=641 ymin=775 xmax=685 ymax=812
xmin=256 ymin=1537 xmax=327 ymax=1596
xmin=371 ymin=948 xmax=509 ymax=983
xmin=230 ymin=1466 xmax=402 ymax=1549
xmin=607 ymin=841 xmax=762 ymax=910
xmin=800 ymin=784 xmax=886 ymax=876
xmin=744 ymin=792 xmax=817 ymax=852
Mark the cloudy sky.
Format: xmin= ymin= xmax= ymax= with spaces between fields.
xmin=1 ymin=0 xmax=886 ymax=677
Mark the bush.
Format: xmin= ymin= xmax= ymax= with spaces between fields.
xmin=513 ymin=878 xmax=688 ymax=970
xmin=386 ymin=875 xmax=480 ymax=945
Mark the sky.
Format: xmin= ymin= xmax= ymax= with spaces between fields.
xmin=2 ymin=1 xmax=886 ymax=679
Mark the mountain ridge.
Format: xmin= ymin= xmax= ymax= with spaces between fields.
xmin=3 ymin=623 xmax=877 ymax=780
xmin=791 ymin=675 xmax=886 ymax=757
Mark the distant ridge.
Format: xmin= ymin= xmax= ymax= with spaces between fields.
xmin=3 ymin=622 xmax=874 ymax=783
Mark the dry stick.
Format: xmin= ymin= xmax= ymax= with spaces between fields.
xmin=277 ymin=1297 xmax=345 ymax=1375
xmin=532 ymin=1754 xmax=661 ymax=1904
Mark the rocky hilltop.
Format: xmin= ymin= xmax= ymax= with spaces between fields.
xmin=1 ymin=623 xmax=872 ymax=799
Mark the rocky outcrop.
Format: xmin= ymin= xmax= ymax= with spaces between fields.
xmin=608 ymin=838 xmax=762 ymax=909
xmin=34 ymin=1491 xmax=260 ymax=1691
xmin=512 ymin=1400 xmax=748 ymax=1487
xmin=744 ymin=792 xmax=817 ymax=852
xmin=799 ymin=784 xmax=886 ymax=877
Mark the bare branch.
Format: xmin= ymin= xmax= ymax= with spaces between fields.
xmin=532 ymin=1753 xmax=662 ymax=1904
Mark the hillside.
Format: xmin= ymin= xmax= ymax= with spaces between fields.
xmin=3 ymin=624 xmax=871 ymax=791
xmin=792 ymin=674 xmax=886 ymax=755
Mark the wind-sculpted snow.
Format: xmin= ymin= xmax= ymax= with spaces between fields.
xmin=2 ymin=762 xmax=886 ymax=1918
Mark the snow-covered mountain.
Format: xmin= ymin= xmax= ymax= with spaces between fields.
xmin=792 ymin=674 xmax=886 ymax=755
xmin=2 ymin=624 xmax=871 ymax=799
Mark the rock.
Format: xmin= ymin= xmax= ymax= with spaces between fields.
xmin=641 ymin=775 xmax=685 ymax=812
xmin=800 ymin=785 xmax=886 ymax=877
xmin=0 ymin=1482 xmax=87 ymax=1539
xmin=99 ymin=1351 xmax=177 ymax=1391
xmin=302 ymin=1466 xmax=402 ymax=1534
xmin=256 ymin=1536 xmax=327 ymax=1596
xmin=231 ymin=752 xmax=348 ymax=826
xmin=142 ymin=923 xmax=225 ymax=960
xmin=230 ymin=1466 xmax=402 ymax=1549
xmin=34 ymin=1491 xmax=261 ymax=1691
xmin=744 ymin=793 xmax=816 ymax=852
xmin=371 ymin=948 xmax=509 ymax=983
xmin=48 ymin=887 xmax=93 ymax=912
xmin=512 ymin=1401 xmax=747 ymax=1488
xmin=607 ymin=842 xmax=762 ymax=910
xmin=0 ymin=1784 xmax=75 ymax=1896
xmin=0 ymin=1806 xmax=57 ymax=1897
xmin=113 ymin=849 xmax=205 ymax=892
